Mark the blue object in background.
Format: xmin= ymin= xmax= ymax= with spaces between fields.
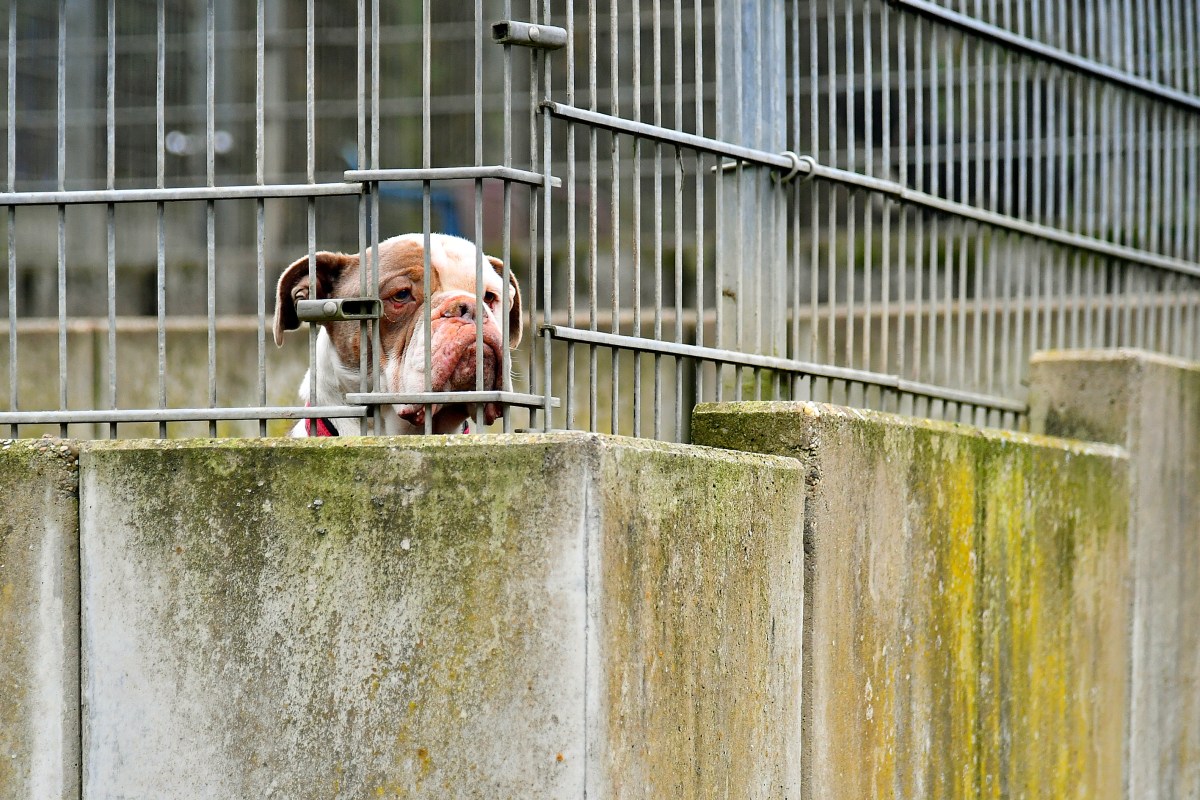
xmin=341 ymin=145 xmax=463 ymax=238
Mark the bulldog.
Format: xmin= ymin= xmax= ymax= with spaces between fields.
xmin=273 ymin=232 xmax=521 ymax=436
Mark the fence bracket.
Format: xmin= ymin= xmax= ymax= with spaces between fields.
xmin=296 ymin=298 xmax=381 ymax=323
xmin=491 ymin=20 xmax=568 ymax=50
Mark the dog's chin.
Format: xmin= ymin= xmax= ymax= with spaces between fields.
xmin=394 ymin=401 xmax=503 ymax=430
xmin=394 ymin=335 xmax=504 ymax=430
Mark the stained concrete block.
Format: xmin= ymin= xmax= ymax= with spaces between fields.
xmin=1030 ymin=349 xmax=1200 ymax=800
xmin=79 ymin=433 xmax=804 ymax=798
xmin=693 ymin=402 xmax=1130 ymax=800
xmin=0 ymin=438 xmax=81 ymax=800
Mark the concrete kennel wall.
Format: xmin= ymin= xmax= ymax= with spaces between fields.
xmin=78 ymin=434 xmax=805 ymax=798
xmin=692 ymin=402 xmax=1131 ymax=800
xmin=0 ymin=439 xmax=81 ymax=800
xmin=8 ymin=350 xmax=1200 ymax=799
xmin=1029 ymin=350 xmax=1200 ymax=800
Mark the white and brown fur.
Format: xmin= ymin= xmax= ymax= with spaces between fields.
xmin=273 ymin=233 xmax=521 ymax=435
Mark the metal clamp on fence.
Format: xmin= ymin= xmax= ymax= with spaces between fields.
xmin=296 ymin=298 xmax=381 ymax=323
xmin=491 ymin=20 xmax=568 ymax=50
xmin=710 ymin=151 xmax=816 ymax=182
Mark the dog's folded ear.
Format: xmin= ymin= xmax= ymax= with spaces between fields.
xmin=487 ymin=256 xmax=523 ymax=348
xmin=273 ymin=251 xmax=359 ymax=346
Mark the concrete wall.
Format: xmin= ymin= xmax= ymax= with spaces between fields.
xmin=693 ymin=402 xmax=1131 ymax=800
xmin=78 ymin=434 xmax=804 ymax=798
xmin=1030 ymin=349 xmax=1200 ymax=800
xmin=6 ymin=349 xmax=1200 ymax=798
xmin=0 ymin=438 xmax=80 ymax=800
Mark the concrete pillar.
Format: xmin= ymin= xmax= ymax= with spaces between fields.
xmin=78 ymin=433 xmax=804 ymax=798
xmin=0 ymin=439 xmax=81 ymax=800
xmin=693 ymin=401 xmax=1131 ymax=800
xmin=1029 ymin=349 xmax=1200 ymax=800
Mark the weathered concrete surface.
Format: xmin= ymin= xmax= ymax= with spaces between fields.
xmin=1030 ymin=349 xmax=1200 ymax=800
xmin=693 ymin=402 xmax=1130 ymax=800
xmin=0 ymin=438 xmax=81 ymax=800
xmin=79 ymin=433 xmax=804 ymax=798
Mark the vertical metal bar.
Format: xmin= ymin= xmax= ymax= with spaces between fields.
xmin=156 ymin=0 xmax=166 ymax=438
xmin=881 ymin=2 xmax=892 ymax=389
xmin=609 ymin=0 xmax=622 ymax=427
xmin=652 ymin=0 xmax=663 ymax=438
xmin=809 ymin=0 xmax=820 ymax=372
xmin=528 ymin=0 xmax=539 ymax=432
xmin=106 ymin=0 xmax=116 ymax=438
xmin=673 ymin=0 xmax=683 ymax=439
xmin=928 ymin=21 xmax=939 ymax=386
xmin=693 ymin=0 xmax=705 ymax=411
xmin=845 ymin=1 xmax=857 ymax=371
xmin=305 ymin=0 xmax=317 ymax=423
xmin=790 ymin=0 xmax=801 ymax=383
xmin=896 ymin=6 xmax=910 ymax=406
xmin=423 ymin=0 xmax=433 ymax=435
xmin=206 ymin=0 xmax=217 ymax=437
xmin=356 ymin=0 xmax=371 ymax=433
xmin=632 ymin=0 xmax=642 ymax=435
xmin=588 ymin=0 xmax=598 ymax=432
xmin=863 ymin=0 xmax=876 ymax=379
xmin=826 ymin=0 xmax=837 ymax=370
xmin=564 ymin=0 xmax=576 ymax=433
xmin=475 ymin=0 xmax=487 ymax=433
xmin=370 ymin=0 xmax=381 ymax=430
xmin=57 ymin=0 xmax=67 ymax=438
xmin=913 ymin=15 xmax=926 ymax=387
xmin=541 ymin=0 xmax=553 ymax=432
xmin=502 ymin=0 xmax=514 ymax=433
xmin=257 ymin=0 xmax=267 ymax=436
xmin=6 ymin=0 xmax=15 ymax=439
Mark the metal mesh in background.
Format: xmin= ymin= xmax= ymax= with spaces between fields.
xmin=533 ymin=0 xmax=1199 ymax=440
xmin=1 ymin=0 xmax=1197 ymax=441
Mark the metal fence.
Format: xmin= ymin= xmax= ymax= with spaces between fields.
xmin=1 ymin=0 xmax=1198 ymax=442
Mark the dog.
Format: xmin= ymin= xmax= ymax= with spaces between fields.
xmin=273 ymin=232 xmax=522 ymax=436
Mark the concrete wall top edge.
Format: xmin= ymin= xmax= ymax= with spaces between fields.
xmin=694 ymin=400 xmax=1129 ymax=461
xmin=77 ymin=430 xmax=805 ymax=469
xmin=1031 ymin=346 xmax=1200 ymax=374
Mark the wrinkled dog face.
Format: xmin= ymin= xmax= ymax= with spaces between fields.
xmin=273 ymin=233 xmax=522 ymax=432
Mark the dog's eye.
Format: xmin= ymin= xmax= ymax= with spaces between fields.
xmin=484 ymin=291 xmax=498 ymax=306
xmin=391 ymin=288 xmax=413 ymax=303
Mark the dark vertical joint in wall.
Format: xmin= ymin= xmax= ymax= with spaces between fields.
xmin=800 ymin=453 xmax=819 ymax=800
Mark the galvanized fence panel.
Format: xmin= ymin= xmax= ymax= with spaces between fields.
xmin=0 ymin=0 xmax=1197 ymax=442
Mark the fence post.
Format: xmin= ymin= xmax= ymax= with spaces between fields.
xmin=718 ymin=0 xmax=788 ymax=397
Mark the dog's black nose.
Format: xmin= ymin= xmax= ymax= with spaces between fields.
xmin=444 ymin=300 xmax=474 ymax=321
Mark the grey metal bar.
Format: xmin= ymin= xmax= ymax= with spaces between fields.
xmin=346 ymin=391 xmax=558 ymax=408
xmin=256 ymin=0 xmax=267 ymax=437
xmin=0 ymin=183 xmax=362 ymax=206
xmin=207 ymin=0 xmax=218 ymax=437
xmin=0 ymin=406 xmax=369 ymax=426
xmin=543 ymin=101 xmax=799 ymax=172
xmin=5 ymin=0 xmax=14 ymax=438
xmin=106 ymin=0 xmax=116 ymax=438
xmin=344 ymin=165 xmax=558 ymax=188
xmin=56 ymin=0 xmax=66 ymax=437
xmin=156 ymin=0 xmax=166 ymax=437
xmin=542 ymin=324 xmax=1028 ymax=414
xmin=890 ymin=0 xmax=1200 ymax=112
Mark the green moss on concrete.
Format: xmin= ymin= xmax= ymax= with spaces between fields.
xmin=693 ymin=401 xmax=1130 ymax=800
xmin=590 ymin=440 xmax=806 ymax=797
xmin=81 ymin=432 xmax=805 ymax=798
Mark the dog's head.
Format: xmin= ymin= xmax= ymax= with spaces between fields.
xmin=273 ymin=233 xmax=522 ymax=432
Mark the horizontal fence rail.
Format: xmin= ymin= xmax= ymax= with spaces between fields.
xmin=1 ymin=0 xmax=1198 ymax=442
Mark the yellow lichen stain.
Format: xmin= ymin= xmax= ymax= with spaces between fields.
xmin=556 ymin=752 xmax=565 ymax=763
